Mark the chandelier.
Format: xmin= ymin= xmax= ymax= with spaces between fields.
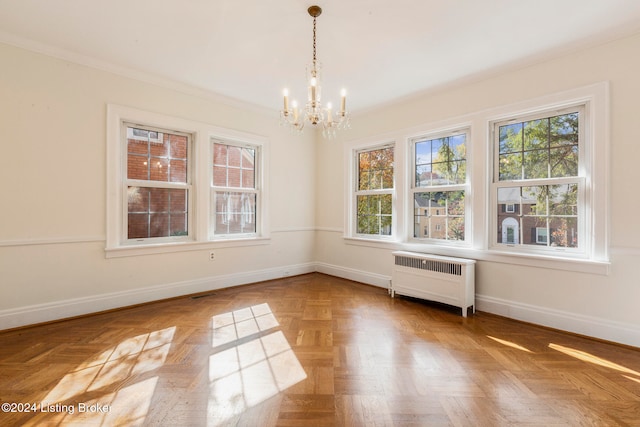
xmin=280 ymin=5 xmax=350 ymax=138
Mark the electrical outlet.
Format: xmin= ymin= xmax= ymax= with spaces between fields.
xmin=209 ymin=251 xmax=215 ymax=261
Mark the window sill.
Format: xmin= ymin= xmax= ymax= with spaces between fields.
xmin=105 ymin=237 xmax=271 ymax=258
xmin=343 ymin=237 xmax=610 ymax=275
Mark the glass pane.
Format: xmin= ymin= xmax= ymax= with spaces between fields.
xmin=550 ymin=146 xmax=578 ymax=177
xmin=431 ymin=138 xmax=444 ymax=162
xmin=127 ymin=155 xmax=149 ymax=180
xmin=447 ymin=191 xmax=465 ymax=215
xmin=358 ymin=151 xmax=371 ymax=171
xmin=213 ymin=165 xmax=227 ymax=186
xmin=228 ymin=167 xmax=241 ymax=187
xmin=356 ymin=194 xmax=392 ymax=236
xmin=242 ymin=169 xmax=255 ymax=188
xmin=550 ymin=113 xmax=579 ymax=148
xmin=170 ymin=159 xmax=187 ymax=183
xmin=499 ymin=153 xmax=521 ymax=180
xmin=448 ymin=216 xmax=465 ymax=241
xmin=127 ymin=126 xmax=188 ymax=184
xmin=213 ymin=144 xmax=257 ymax=190
xmin=213 ymin=144 xmax=227 ymax=166
xmin=228 ymin=146 xmax=242 ymax=167
xmin=213 ymin=192 xmax=256 ymax=235
xmin=170 ymin=135 xmax=187 ymax=159
xmin=358 ymin=171 xmax=370 ymax=191
xmin=522 ymin=186 xmax=547 ymax=216
xmin=415 ymin=134 xmax=466 ymax=187
xmin=499 ymin=123 xmax=522 ymax=154
xmin=358 ymin=147 xmax=393 ymax=191
xmin=523 ymin=149 xmax=549 ymax=179
xmin=449 ymin=135 xmax=466 ymax=161
xmin=415 ymin=140 xmax=432 ymax=165
xmin=549 ymin=217 xmax=578 ymax=248
xmin=415 ymin=164 xmax=432 ymax=187
xmin=127 ymin=187 xmax=188 ymax=239
xmin=549 ymin=184 xmax=578 ymax=216
xmin=523 ymin=119 xmax=549 ymax=150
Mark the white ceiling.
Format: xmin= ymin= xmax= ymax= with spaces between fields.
xmin=2 ymin=0 xmax=640 ymax=112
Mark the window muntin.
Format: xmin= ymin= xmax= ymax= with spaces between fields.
xmin=212 ymin=141 xmax=259 ymax=237
xmin=413 ymin=190 xmax=465 ymax=240
xmin=411 ymin=131 xmax=468 ymax=242
xmin=494 ymin=109 xmax=583 ymax=251
xmin=355 ymin=146 xmax=394 ymax=237
xmin=125 ymin=124 xmax=191 ymax=241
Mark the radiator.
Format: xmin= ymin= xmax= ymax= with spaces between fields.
xmin=391 ymin=251 xmax=476 ymax=317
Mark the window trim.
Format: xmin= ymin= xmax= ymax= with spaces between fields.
xmin=106 ymin=104 xmax=270 ymax=258
xmin=409 ymin=127 xmax=471 ymax=246
xmin=122 ymin=122 xmax=194 ymax=245
xmin=489 ymin=103 xmax=594 ymax=258
xmin=210 ymin=139 xmax=261 ymax=240
xmin=342 ymin=82 xmax=609 ymax=274
xmin=352 ymin=143 xmax=396 ymax=239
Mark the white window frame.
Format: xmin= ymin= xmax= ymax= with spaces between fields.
xmin=122 ymin=122 xmax=193 ymax=245
xmin=487 ymin=83 xmax=609 ymax=268
xmin=409 ymin=128 xmax=471 ymax=246
xmin=210 ymin=139 xmax=261 ymax=240
xmin=352 ymin=143 xmax=395 ymax=239
xmin=106 ymin=104 xmax=270 ymax=258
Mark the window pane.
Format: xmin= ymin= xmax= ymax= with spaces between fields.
xmin=550 ymin=146 xmax=578 ymax=177
xmin=127 ymin=187 xmax=188 ymax=239
xmin=358 ymin=147 xmax=393 ymax=190
xmin=499 ymin=153 xmax=522 ymax=180
xmin=550 ymin=113 xmax=579 ymax=147
xmin=496 ymin=184 xmax=579 ymax=248
xmin=413 ymin=191 xmax=465 ymax=241
xmin=499 ymin=123 xmax=522 ymax=154
xmin=523 ymin=119 xmax=548 ymax=150
xmin=212 ymin=143 xmax=256 ymax=190
xmin=523 ymin=149 xmax=549 ymax=179
xmin=415 ymin=134 xmax=466 ymax=186
xmin=357 ymin=194 xmax=392 ymax=236
xmin=415 ymin=164 xmax=432 ymax=187
xmin=498 ymin=112 xmax=579 ymax=182
xmin=213 ymin=192 xmax=256 ymax=235
xmin=549 ymin=183 xmax=578 ymax=216
xmin=549 ymin=217 xmax=578 ymax=248
xmin=127 ymin=127 xmax=188 ymax=184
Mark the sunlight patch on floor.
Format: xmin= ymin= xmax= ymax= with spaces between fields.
xmin=487 ymin=335 xmax=533 ymax=353
xmin=208 ymin=304 xmax=306 ymax=426
xmin=550 ymin=343 xmax=640 ymax=378
xmin=39 ymin=327 xmax=175 ymax=425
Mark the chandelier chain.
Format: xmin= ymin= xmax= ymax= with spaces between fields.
xmin=312 ymin=16 xmax=317 ymax=64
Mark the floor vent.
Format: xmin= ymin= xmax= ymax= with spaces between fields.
xmin=191 ymin=293 xmax=217 ymax=300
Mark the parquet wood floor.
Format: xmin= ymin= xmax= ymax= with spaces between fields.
xmin=1 ymin=273 xmax=639 ymax=426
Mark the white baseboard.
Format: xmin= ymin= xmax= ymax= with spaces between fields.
xmin=0 ymin=262 xmax=316 ymax=331
xmin=476 ymin=294 xmax=640 ymax=348
xmin=315 ymin=262 xmax=391 ymax=289
xmin=3 ymin=262 xmax=638 ymax=349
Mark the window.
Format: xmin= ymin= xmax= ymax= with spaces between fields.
xmin=107 ymin=104 xmax=269 ymax=256
xmin=411 ymin=130 xmax=468 ymax=242
xmin=211 ymin=141 xmax=259 ymax=237
xmin=493 ymin=108 xmax=582 ymax=251
xmin=125 ymin=123 xmax=191 ymax=242
xmin=355 ymin=145 xmax=394 ymax=237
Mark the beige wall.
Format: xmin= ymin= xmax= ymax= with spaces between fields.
xmin=0 ymin=42 xmax=316 ymax=326
xmin=315 ymin=33 xmax=640 ymax=346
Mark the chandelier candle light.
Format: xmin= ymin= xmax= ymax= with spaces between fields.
xmin=281 ymin=5 xmax=350 ymax=138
